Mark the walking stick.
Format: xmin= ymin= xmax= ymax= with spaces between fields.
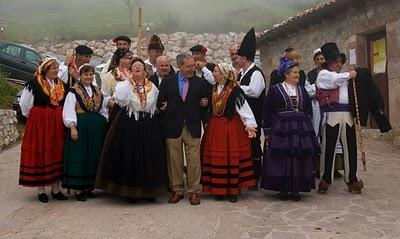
xmin=351 ymin=77 xmax=367 ymax=171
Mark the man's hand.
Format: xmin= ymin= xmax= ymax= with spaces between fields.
xmin=200 ymin=98 xmax=208 ymax=107
xmin=160 ymin=101 xmax=168 ymax=111
xmin=196 ymin=61 xmax=206 ymax=70
xmin=349 ymin=70 xmax=357 ymax=79
xmin=70 ymin=126 xmax=78 ymax=141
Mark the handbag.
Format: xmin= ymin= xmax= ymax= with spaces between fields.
xmin=316 ymin=87 xmax=339 ymax=107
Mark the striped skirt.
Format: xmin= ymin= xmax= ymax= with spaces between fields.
xmin=201 ymin=115 xmax=256 ymax=196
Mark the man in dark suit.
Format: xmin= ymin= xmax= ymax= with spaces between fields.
xmin=157 ymin=53 xmax=209 ymax=206
xmin=149 ymin=55 xmax=174 ymax=89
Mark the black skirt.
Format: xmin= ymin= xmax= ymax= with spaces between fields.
xmin=96 ymin=109 xmax=167 ymax=198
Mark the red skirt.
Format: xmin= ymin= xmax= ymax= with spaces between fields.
xmin=201 ymin=114 xmax=256 ymax=195
xmin=19 ymin=105 xmax=65 ymax=187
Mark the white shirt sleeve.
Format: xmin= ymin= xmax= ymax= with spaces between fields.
xmin=240 ymin=71 xmax=266 ymax=98
xmin=316 ymin=70 xmax=350 ymax=89
xmin=99 ymin=96 xmax=110 ymax=121
xmin=115 ymin=80 xmax=133 ymax=107
xmin=101 ymin=59 xmax=111 ymax=74
xmin=62 ymin=92 xmax=77 ymax=128
xmin=58 ymin=63 xmax=69 ymax=84
xmin=304 ymin=80 xmax=317 ymax=98
xmin=236 ymin=100 xmax=257 ymax=129
xmin=201 ymin=67 xmax=215 ymax=85
xmin=19 ymin=87 xmax=34 ymax=118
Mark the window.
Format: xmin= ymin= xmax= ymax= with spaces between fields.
xmin=25 ymin=50 xmax=40 ymax=64
xmin=1 ymin=45 xmax=21 ymax=58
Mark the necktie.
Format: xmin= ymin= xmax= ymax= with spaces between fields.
xmin=181 ymin=78 xmax=189 ymax=101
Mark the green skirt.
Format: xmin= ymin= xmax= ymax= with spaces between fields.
xmin=63 ymin=113 xmax=107 ymax=190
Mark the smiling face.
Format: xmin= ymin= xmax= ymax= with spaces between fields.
xmin=119 ymin=52 xmax=133 ymax=69
xmin=178 ymin=57 xmax=195 ymax=79
xmin=314 ymin=53 xmax=325 ymax=68
xmin=44 ymin=62 xmax=59 ymax=80
xmin=284 ymin=66 xmax=300 ymax=85
xmin=156 ymin=56 xmax=171 ymax=77
xmin=80 ymin=70 xmax=94 ymax=86
xmin=212 ymin=66 xmax=225 ymax=84
xmin=116 ymin=40 xmax=131 ymax=50
xmin=131 ymin=60 xmax=146 ymax=80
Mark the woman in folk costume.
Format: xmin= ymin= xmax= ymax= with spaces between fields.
xmin=62 ymin=64 xmax=112 ymax=201
xmin=96 ymin=59 xmax=167 ymax=202
xmin=261 ymin=58 xmax=320 ymax=201
xmin=201 ymin=63 xmax=257 ymax=203
xmin=19 ymin=58 xmax=68 ymax=203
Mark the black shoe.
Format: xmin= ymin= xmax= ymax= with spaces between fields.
xmin=85 ymin=190 xmax=96 ymax=198
xmin=279 ymin=192 xmax=289 ymax=201
xmin=229 ymin=195 xmax=238 ymax=203
xmin=143 ymin=197 xmax=156 ymax=203
xmin=38 ymin=193 xmax=49 ymax=203
xmin=291 ymin=194 xmax=301 ymax=201
xmin=51 ymin=191 xmax=68 ymax=201
xmin=75 ymin=192 xmax=87 ymax=202
xmin=214 ymin=195 xmax=224 ymax=201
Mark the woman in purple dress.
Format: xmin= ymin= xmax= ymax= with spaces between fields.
xmin=261 ymin=58 xmax=320 ymax=201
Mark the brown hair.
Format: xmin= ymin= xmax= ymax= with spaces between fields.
xmin=79 ymin=65 xmax=95 ymax=75
xmin=285 ymin=49 xmax=301 ymax=60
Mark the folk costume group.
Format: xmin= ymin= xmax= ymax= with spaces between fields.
xmin=18 ymin=28 xmax=391 ymax=204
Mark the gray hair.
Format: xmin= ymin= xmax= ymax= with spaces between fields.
xmin=176 ymin=53 xmax=193 ymax=66
xmin=156 ymin=55 xmax=170 ymax=65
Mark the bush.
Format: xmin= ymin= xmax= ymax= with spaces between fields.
xmin=0 ymin=75 xmax=20 ymax=109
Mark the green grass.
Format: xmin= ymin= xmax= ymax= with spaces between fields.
xmin=0 ymin=75 xmax=21 ymax=109
xmin=0 ymin=0 xmax=327 ymax=43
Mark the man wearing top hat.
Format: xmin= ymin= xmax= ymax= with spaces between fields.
xmin=101 ymin=35 xmax=132 ymax=74
xmin=58 ymin=45 xmax=93 ymax=89
xmin=316 ymin=42 xmax=365 ymax=194
xmin=236 ymin=28 xmax=266 ymax=189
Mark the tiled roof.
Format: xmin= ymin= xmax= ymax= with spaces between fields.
xmin=257 ymin=0 xmax=364 ymax=44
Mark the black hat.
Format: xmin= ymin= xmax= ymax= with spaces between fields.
xmin=113 ymin=35 xmax=131 ymax=44
xmin=238 ymin=28 xmax=256 ymax=61
xmin=190 ymin=44 xmax=207 ymax=54
xmin=148 ymin=34 xmax=164 ymax=50
xmin=321 ymin=42 xmax=342 ymax=62
xmin=75 ymin=45 xmax=93 ymax=55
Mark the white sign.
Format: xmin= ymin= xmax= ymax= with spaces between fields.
xmin=349 ymin=49 xmax=356 ymax=65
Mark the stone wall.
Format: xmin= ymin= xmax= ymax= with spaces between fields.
xmin=259 ymin=0 xmax=400 ymax=127
xmin=33 ymin=32 xmax=247 ymax=67
xmin=0 ymin=110 xmax=19 ymax=152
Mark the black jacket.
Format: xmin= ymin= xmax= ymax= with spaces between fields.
xmin=348 ymin=68 xmax=391 ymax=133
xmin=157 ymin=73 xmax=209 ymax=138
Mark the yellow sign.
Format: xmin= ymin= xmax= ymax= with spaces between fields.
xmin=372 ymin=38 xmax=386 ymax=74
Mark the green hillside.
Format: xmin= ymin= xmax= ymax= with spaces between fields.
xmin=0 ymin=0 xmax=326 ymax=43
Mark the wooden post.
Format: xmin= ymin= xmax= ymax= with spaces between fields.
xmin=137 ymin=7 xmax=143 ymax=57
xmin=352 ymin=77 xmax=367 ymax=171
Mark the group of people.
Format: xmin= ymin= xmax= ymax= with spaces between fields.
xmin=19 ymin=27 xmax=389 ymax=205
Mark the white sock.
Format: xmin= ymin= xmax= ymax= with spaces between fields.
xmin=51 ymin=182 xmax=62 ymax=193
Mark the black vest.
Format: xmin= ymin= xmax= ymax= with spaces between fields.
xmin=26 ymin=79 xmax=66 ymax=107
xmin=238 ymin=65 xmax=265 ymax=126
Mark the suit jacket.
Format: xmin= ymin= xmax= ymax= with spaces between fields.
xmin=149 ymin=67 xmax=176 ymax=89
xmin=157 ymin=73 xmax=209 ymax=138
xmin=348 ymin=68 xmax=391 ymax=133
xmin=307 ymin=68 xmax=319 ymax=85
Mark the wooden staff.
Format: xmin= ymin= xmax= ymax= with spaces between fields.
xmin=351 ymin=76 xmax=367 ymax=171
xmin=136 ymin=7 xmax=143 ymax=58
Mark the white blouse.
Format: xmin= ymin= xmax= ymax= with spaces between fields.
xmin=216 ymin=84 xmax=257 ymax=129
xmin=114 ymin=80 xmax=159 ymax=120
xmin=239 ymin=63 xmax=266 ymax=98
xmin=62 ymin=85 xmax=110 ymax=128
xmin=316 ymin=69 xmax=351 ymax=104
xmin=19 ymin=78 xmax=56 ymax=118
xmin=282 ymin=81 xmax=298 ymax=97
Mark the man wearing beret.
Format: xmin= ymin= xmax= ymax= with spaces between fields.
xmin=101 ymin=35 xmax=132 ymax=74
xmin=58 ymin=45 xmax=93 ymax=88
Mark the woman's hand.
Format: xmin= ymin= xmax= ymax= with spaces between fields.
xmin=349 ymin=70 xmax=357 ymax=79
xmin=107 ymin=98 xmax=115 ymax=108
xmin=70 ymin=126 xmax=78 ymax=141
xmin=246 ymin=127 xmax=257 ymax=138
xmin=121 ymin=68 xmax=133 ymax=81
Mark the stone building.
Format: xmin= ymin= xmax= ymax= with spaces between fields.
xmin=257 ymin=0 xmax=400 ymax=127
